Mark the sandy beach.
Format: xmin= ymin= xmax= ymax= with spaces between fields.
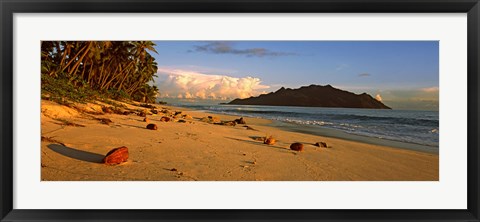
xmin=41 ymin=100 xmax=439 ymax=181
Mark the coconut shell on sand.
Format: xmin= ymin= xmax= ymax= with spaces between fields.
xmin=160 ymin=116 xmax=171 ymax=122
xmin=103 ymin=146 xmax=129 ymax=165
xmin=146 ymin=124 xmax=158 ymax=130
xmin=290 ymin=143 xmax=304 ymax=151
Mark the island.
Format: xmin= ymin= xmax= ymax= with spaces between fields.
xmin=228 ymin=84 xmax=391 ymax=109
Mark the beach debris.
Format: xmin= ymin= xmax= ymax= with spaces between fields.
xmin=182 ymin=114 xmax=193 ymax=119
xmin=178 ymin=119 xmax=186 ymax=123
xmin=209 ymin=116 xmax=220 ymax=120
xmin=102 ymin=106 xmax=113 ymax=114
xmin=174 ymin=111 xmax=183 ymax=116
xmin=200 ymin=116 xmax=221 ymax=124
xmin=151 ymin=109 xmax=158 ymax=114
xmin=218 ymin=121 xmax=236 ymax=126
xmin=112 ymin=108 xmax=126 ymax=115
xmin=122 ymin=110 xmax=131 ymax=115
xmin=143 ymin=117 xmax=149 ymax=122
xmin=137 ymin=109 xmax=148 ymax=117
xmin=103 ymin=146 xmax=129 ymax=165
xmin=160 ymin=116 xmax=171 ymax=122
xmin=264 ymin=136 xmax=276 ymax=145
xmin=160 ymin=109 xmax=171 ymax=115
xmin=314 ymin=142 xmax=328 ymax=148
xmin=290 ymin=143 xmax=304 ymax=151
xmin=97 ymin=118 xmax=113 ymax=125
xmin=140 ymin=103 xmax=155 ymax=109
xmin=234 ymin=117 xmax=246 ymax=124
xmin=170 ymin=168 xmax=178 ymax=172
xmin=146 ymin=123 xmax=158 ymax=130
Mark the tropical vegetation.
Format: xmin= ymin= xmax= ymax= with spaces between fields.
xmin=41 ymin=41 xmax=160 ymax=103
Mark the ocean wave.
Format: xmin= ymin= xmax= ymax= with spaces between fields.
xmin=176 ymin=104 xmax=439 ymax=147
xmin=182 ymin=104 xmax=437 ymax=124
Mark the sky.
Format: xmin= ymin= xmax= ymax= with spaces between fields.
xmin=150 ymin=41 xmax=439 ymax=110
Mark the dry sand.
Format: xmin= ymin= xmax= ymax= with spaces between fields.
xmin=41 ymin=100 xmax=439 ymax=181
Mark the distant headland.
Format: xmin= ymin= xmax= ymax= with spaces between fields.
xmin=227 ymin=84 xmax=391 ymax=109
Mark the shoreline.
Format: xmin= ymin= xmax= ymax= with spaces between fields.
xmin=186 ymin=109 xmax=438 ymax=154
xmin=41 ymin=99 xmax=439 ymax=181
xmin=268 ymin=120 xmax=438 ymax=154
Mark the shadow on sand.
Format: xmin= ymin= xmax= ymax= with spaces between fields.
xmin=116 ymin=122 xmax=147 ymax=129
xmin=224 ymin=136 xmax=288 ymax=151
xmin=47 ymin=144 xmax=105 ymax=163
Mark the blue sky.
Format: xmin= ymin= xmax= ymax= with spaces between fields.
xmin=151 ymin=41 xmax=439 ymax=110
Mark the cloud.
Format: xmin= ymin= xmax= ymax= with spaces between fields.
xmin=190 ymin=42 xmax=296 ymax=57
xmin=376 ymin=88 xmax=439 ymax=110
xmin=327 ymin=85 xmax=439 ymax=110
xmin=358 ymin=73 xmax=371 ymax=77
xmin=155 ymin=67 xmax=270 ymax=100
xmin=420 ymin=87 xmax=439 ymax=93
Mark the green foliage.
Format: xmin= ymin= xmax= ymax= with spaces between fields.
xmin=41 ymin=41 xmax=161 ymax=104
xmin=105 ymin=89 xmax=131 ymax=101
xmin=41 ymin=73 xmax=98 ymax=104
xmin=98 ymin=96 xmax=128 ymax=109
xmin=132 ymin=84 xmax=159 ymax=103
xmin=41 ymin=41 xmax=159 ymax=99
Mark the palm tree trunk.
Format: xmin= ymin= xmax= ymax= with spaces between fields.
xmin=59 ymin=43 xmax=89 ymax=73
xmin=68 ymin=42 xmax=93 ymax=77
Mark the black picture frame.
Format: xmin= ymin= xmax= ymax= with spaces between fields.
xmin=1 ymin=0 xmax=479 ymax=221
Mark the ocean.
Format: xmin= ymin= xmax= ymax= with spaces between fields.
xmin=169 ymin=102 xmax=439 ymax=152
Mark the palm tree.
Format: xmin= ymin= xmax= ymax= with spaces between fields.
xmin=41 ymin=41 xmax=160 ymax=102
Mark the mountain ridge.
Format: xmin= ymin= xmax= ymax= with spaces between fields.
xmin=227 ymin=84 xmax=391 ymax=109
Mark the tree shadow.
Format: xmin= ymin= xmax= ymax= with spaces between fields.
xmin=249 ymin=136 xmax=265 ymax=141
xmin=224 ymin=137 xmax=288 ymax=151
xmin=116 ymin=123 xmax=146 ymax=129
xmin=294 ymin=141 xmax=331 ymax=148
xmin=47 ymin=144 xmax=105 ymax=163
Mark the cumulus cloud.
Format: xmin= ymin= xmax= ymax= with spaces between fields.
xmin=190 ymin=42 xmax=296 ymax=57
xmin=375 ymin=94 xmax=383 ymax=102
xmin=358 ymin=73 xmax=371 ymax=77
xmin=155 ymin=67 xmax=270 ymax=100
